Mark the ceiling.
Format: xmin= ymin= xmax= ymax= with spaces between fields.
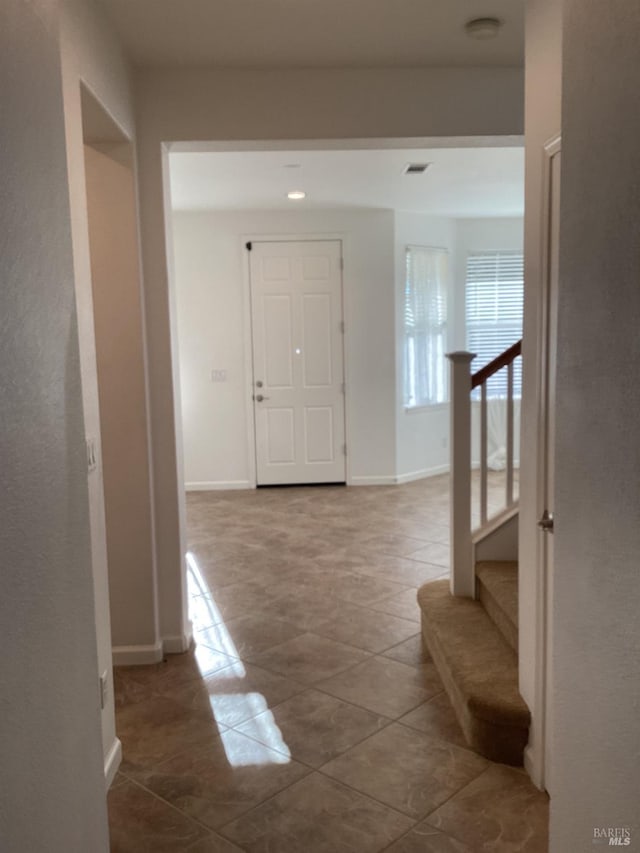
xmin=100 ymin=0 xmax=524 ymax=69
xmin=169 ymin=147 xmax=525 ymax=218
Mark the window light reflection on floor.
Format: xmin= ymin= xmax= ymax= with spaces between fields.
xmin=185 ymin=551 xmax=291 ymax=767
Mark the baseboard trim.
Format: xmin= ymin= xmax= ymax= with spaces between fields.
xmin=395 ymin=464 xmax=449 ymax=484
xmin=351 ymin=466 xmax=449 ymax=487
xmin=185 ymin=480 xmax=252 ymax=491
xmin=111 ymin=642 xmax=164 ymax=666
xmin=104 ymin=738 xmax=122 ymax=789
xmin=350 ymin=475 xmax=397 ymax=486
xmin=524 ymin=743 xmax=545 ymax=791
xmin=163 ymin=625 xmax=193 ymax=655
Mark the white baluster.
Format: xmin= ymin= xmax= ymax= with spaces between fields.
xmin=506 ymin=360 xmax=515 ymax=506
xmin=480 ymin=382 xmax=488 ymax=525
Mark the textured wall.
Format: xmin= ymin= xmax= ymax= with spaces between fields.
xmin=551 ymin=1 xmax=640 ymax=848
xmin=0 ymin=0 xmax=108 ymax=849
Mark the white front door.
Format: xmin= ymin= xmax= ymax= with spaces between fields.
xmin=249 ymin=240 xmax=346 ymax=485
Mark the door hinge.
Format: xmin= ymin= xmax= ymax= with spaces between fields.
xmin=245 ymin=241 xmax=252 ymax=251
xmin=340 ymin=257 xmax=344 ymax=271
xmin=339 ymin=321 xmax=345 ymax=334
xmin=341 ymin=381 xmax=346 ymax=394
xmin=342 ymin=443 xmax=347 ymax=456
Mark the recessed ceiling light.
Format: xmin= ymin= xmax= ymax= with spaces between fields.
xmin=465 ymin=17 xmax=503 ymax=39
xmin=287 ymin=190 xmax=306 ymax=200
xmin=283 ymin=163 xmax=301 ymax=169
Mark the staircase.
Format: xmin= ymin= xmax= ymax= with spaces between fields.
xmin=418 ymin=343 xmax=530 ymax=766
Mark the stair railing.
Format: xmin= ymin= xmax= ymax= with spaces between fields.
xmin=447 ymin=340 xmax=522 ymax=598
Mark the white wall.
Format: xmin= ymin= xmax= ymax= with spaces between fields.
xmin=0 ymin=0 xmax=108 ymax=849
xmin=394 ymin=212 xmax=456 ymax=480
xmin=172 ymin=208 xmax=397 ymax=486
xmin=551 ymin=1 xmax=640 ymax=848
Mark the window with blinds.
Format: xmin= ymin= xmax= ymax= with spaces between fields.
xmin=466 ymin=250 xmax=524 ymax=398
xmin=404 ymin=246 xmax=449 ymax=408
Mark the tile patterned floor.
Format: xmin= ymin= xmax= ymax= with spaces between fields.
xmin=109 ymin=474 xmax=547 ymax=852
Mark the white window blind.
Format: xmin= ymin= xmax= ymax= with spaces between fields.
xmin=466 ymin=250 xmax=524 ymax=398
xmin=404 ymin=246 xmax=449 ymax=408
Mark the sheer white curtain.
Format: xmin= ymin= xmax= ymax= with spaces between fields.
xmin=403 ymin=246 xmax=449 ymax=408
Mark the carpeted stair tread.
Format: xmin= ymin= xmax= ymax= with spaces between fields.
xmin=417 ymin=579 xmax=530 ymax=766
xmin=476 ymin=561 xmax=519 ymax=653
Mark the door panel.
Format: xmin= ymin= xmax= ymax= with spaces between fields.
xmin=302 ymin=294 xmax=333 ymax=387
xmin=250 ymin=240 xmax=346 ymax=485
xmin=263 ymin=295 xmax=294 ymax=387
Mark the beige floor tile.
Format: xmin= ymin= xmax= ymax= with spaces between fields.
xmin=108 ymin=779 xmax=240 ymax=853
xmin=127 ymin=730 xmax=311 ymax=831
xmin=382 ymin=633 xmax=432 ymax=667
xmin=220 ymin=772 xmax=414 ymax=852
xmin=245 ymin=632 xmax=370 ymax=684
xmin=385 ymin=824 xmax=474 ymax=852
xmin=110 ymin=481 xmax=544 ymax=852
xmin=235 ymin=689 xmax=390 ymax=768
xmin=406 ymin=541 xmax=451 ymax=568
xmin=369 ymin=587 xmax=422 ymax=623
xmin=197 ymin=612 xmax=305 ymax=658
xmin=321 ymin=723 xmax=488 ymax=819
xmin=117 ymin=696 xmax=225 ymax=770
xmin=317 ymin=655 xmax=443 ymax=718
xmin=398 ymin=692 xmax=468 ymax=748
xmin=426 ymin=763 xmax=549 ymax=852
xmin=312 ymin=603 xmax=419 ymax=653
xmin=154 ymin=661 xmax=306 ymax=728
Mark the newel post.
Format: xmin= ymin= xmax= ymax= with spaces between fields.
xmin=447 ymin=351 xmax=475 ymax=598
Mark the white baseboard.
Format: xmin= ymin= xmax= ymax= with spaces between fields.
xmin=351 ymin=466 xmax=449 ymax=487
xmin=111 ymin=642 xmax=163 ymax=666
xmin=395 ymin=464 xmax=449 ymax=484
xmin=524 ymin=743 xmax=545 ymax=791
xmin=163 ymin=624 xmax=193 ymax=655
xmin=350 ymin=475 xmax=397 ymax=486
xmin=185 ymin=480 xmax=252 ymax=491
xmin=104 ymin=738 xmax=122 ymax=789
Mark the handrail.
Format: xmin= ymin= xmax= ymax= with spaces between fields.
xmin=471 ymin=339 xmax=522 ymax=389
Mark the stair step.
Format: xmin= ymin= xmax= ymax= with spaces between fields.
xmin=417 ymin=579 xmax=530 ymax=766
xmin=476 ymin=561 xmax=519 ymax=653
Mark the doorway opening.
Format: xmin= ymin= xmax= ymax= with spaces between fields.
xmin=166 ymin=140 xmax=525 ymax=495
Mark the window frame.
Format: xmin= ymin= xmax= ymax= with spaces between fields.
xmin=465 ymin=249 xmax=524 ymax=400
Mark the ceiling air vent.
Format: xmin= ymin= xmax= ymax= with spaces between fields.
xmin=403 ymin=163 xmax=431 ymax=175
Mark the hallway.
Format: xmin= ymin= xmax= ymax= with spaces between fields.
xmin=109 ymin=476 xmax=548 ymax=852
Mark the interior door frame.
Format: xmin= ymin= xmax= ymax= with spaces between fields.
xmin=241 ymin=232 xmax=351 ymax=488
xmin=532 ymin=133 xmax=562 ymax=793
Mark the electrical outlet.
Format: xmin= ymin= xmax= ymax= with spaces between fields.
xmin=211 ymin=369 xmax=227 ymax=382
xmin=99 ymin=671 xmax=108 ymax=710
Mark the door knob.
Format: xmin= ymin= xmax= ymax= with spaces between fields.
xmin=256 ymin=380 xmax=263 ymax=388
xmin=255 ymin=394 xmax=269 ymax=402
xmin=537 ymin=509 xmax=554 ymax=533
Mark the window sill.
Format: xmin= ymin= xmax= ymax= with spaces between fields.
xmin=404 ymin=403 xmax=450 ymax=415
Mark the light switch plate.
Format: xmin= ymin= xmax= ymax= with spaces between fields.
xmin=211 ymin=369 xmax=227 ymax=382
